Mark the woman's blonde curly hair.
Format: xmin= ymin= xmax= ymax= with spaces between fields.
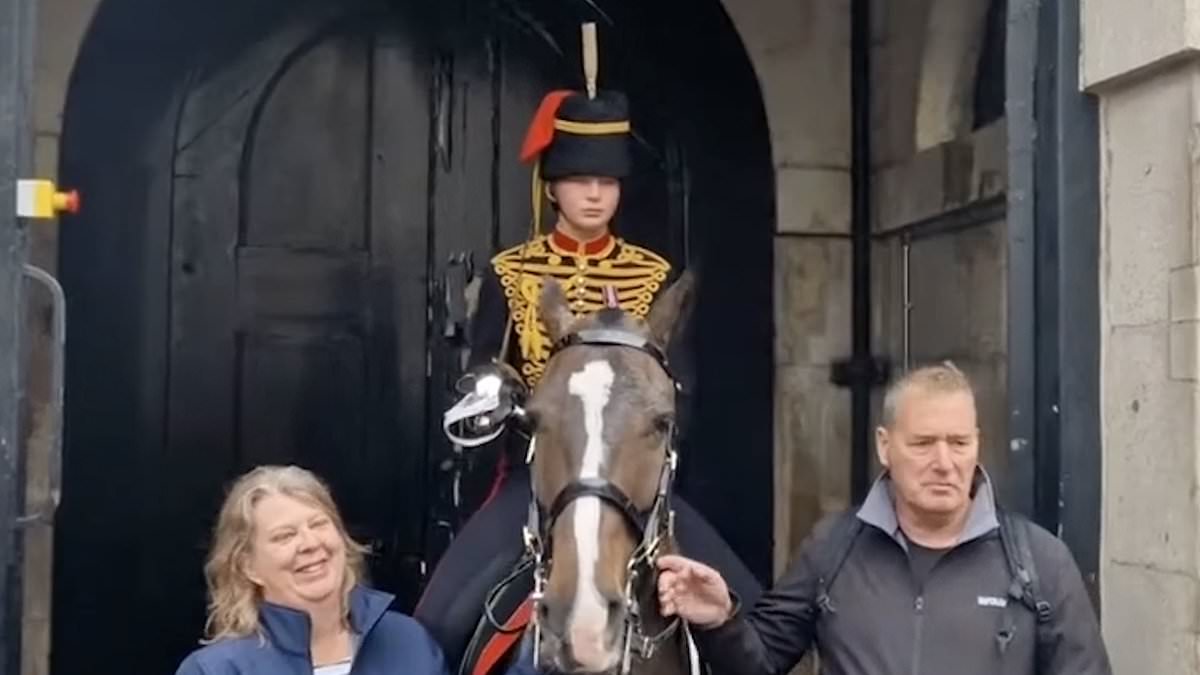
xmin=202 ymin=465 xmax=370 ymax=642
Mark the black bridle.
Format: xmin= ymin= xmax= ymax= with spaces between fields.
xmin=522 ymin=326 xmax=684 ymax=674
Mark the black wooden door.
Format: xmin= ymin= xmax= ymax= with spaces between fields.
xmin=163 ymin=9 xmax=438 ymax=642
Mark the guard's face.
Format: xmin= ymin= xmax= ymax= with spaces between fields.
xmin=553 ymin=176 xmax=621 ymax=236
xmin=876 ymin=388 xmax=979 ymax=520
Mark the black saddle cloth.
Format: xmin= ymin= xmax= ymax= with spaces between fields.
xmin=414 ymin=468 xmax=764 ymax=672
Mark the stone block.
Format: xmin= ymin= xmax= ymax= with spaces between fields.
xmin=723 ymin=0 xmax=851 ymax=167
xmin=776 ymin=167 xmax=851 ymax=235
xmin=762 ymin=51 xmax=850 ymax=168
xmin=970 ymin=120 xmax=1007 ymax=196
xmin=1170 ymin=320 xmax=1200 ymax=380
xmin=33 ymin=132 xmax=58 ymax=178
xmin=774 ymin=364 xmax=851 ymax=573
xmin=1101 ymin=68 xmax=1196 ymax=326
xmin=30 ymin=134 xmax=61 ymax=273
xmin=1103 ymin=322 xmax=1199 ymax=573
xmin=775 ymin=237 xmax=851 ymax=367
xmin=871 ymin=0 xmax=931 ymax=167
xmin=915 ymin=0 xmax=991 ymax=149
xmin=1166 ymin=264 xmax=1200 ymax=379
xmin=20 ymin=526 xmax=54 ymax=675
xmin=874 ymin=123 xmax=1007 ymax=233
xmin=722 ymin=0 xmax=849 ymax=55
xmin=1171 ymin=264 xmax=1200 ymax=329
xmin=34 ymin=0 xmax=101 ymax=133
xmin=1100 ymin=561 xmax=1200 ymax=675
xmin=874 ymin=146 xmax=946 ymax=231
xmin=1082 ymin=0 xmax=1193 ymax=90
xmin=905 ymin=222 xmax=1006 ymax=362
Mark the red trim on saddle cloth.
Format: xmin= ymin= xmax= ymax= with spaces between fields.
xmin=481 ymin=451 xmax=510 ymax=508
xmin=472 ymin=598 xmax=534 ymax=675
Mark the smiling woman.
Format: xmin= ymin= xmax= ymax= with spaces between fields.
xmin=174 ymin=466 xmax=450 ymax=675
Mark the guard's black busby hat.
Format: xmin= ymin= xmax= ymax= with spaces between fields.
xmin=521 ymin=90 xmax=632 ymax=180
xmin=520 ymin=23 xmax=631 ymax=233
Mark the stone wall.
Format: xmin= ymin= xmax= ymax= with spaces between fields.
xmin=720 ymin=0 xmax=855 ymax=573
xmin=1083 ymin=1 xmax=1200 ymax=664
xmin=22 ymin=0 xmax=102 ymax=672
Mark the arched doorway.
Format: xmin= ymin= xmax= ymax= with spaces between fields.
xmin=54 ymin=0 xmax=773 ymax=671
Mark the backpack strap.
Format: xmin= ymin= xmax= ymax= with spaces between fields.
xmin=997 ymin=509 xmax=1054 ymax=670
xmin=997 ymin=509 xmax=1052 ymax=622
xmin=813 ymin=511 xmax=863 ymax=616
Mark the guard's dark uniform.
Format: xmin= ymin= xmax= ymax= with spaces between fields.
xmin=414 ymin=86 xmax=761 ymax=672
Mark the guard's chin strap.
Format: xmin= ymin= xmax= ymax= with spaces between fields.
xmin=531 ymin=160 xmax=544 ymax=239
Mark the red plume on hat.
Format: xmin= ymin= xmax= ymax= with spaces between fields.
xmin=520 ymin=90 xmax=573 ymax=163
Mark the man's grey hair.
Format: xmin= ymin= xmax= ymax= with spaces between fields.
xmin=879 ymin=360 xmax=975 ymax=428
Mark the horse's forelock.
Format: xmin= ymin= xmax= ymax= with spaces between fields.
xmin=592 ymin=308 xmax=627 ymax=327
xmin=573 ymin=307 xmax=653 ymax=342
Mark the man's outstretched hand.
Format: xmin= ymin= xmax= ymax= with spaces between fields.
xmin=656 ymin=554 xmax=735 ymax=629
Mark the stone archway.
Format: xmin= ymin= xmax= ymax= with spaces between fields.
xmin=47 ymin=1 xmax=776 ymax=673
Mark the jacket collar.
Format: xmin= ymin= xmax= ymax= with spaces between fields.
xmin=856 ymin=468 xmax=1000 ymax=549
xmin=258 ymin=585 xmax=394 ymax=657
xmin=549 ymin=228 xmax=616 ymax=258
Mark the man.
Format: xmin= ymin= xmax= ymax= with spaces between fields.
xmin=656 ymin=362 xmax=1113 ymax=675
xmin=415 ymin=76 xmax=761 ymax=671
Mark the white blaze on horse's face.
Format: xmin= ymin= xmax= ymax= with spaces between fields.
xmin=565 ymin=358 xmax=618 ymax=671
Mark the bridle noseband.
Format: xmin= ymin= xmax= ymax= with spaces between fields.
xmin=522 ymin=326 xmax=683 ymax=674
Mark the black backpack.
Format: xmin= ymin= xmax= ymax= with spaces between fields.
xmin=812 ymin=508 xmax=1054 ymax=666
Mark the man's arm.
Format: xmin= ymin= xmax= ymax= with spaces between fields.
xmin=1036 ymin=533 xmax=1113 ymax=675
xmin=690 ymin=525 xmax=825 ymax=675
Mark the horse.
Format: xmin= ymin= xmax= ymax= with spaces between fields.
xmin=516 ymin=273 xmax=697 ymax=675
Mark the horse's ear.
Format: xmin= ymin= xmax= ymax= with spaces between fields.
xmin=539 ymin=278 xmax=575 ymax=343
xmin=646 ymin=270 xmax=696 ymax=346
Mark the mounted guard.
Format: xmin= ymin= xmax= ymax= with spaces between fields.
xmin=417 ymin=23 xmax=761 ymax=675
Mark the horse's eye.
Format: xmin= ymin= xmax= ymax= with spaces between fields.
xmin=652 ymin=414 xmax=675 ymax=435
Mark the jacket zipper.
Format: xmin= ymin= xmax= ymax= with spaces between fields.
xmin=910 ymin=595 xmax=925 ymax=675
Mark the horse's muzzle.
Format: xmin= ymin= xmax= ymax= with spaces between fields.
xmin=537 ymin=600 xmax=625 ymax=673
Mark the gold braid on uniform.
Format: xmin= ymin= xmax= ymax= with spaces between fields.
xmin=491 ymin=234 xmax=671 ymax=386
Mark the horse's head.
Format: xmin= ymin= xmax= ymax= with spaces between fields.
xmin=524 ymin=273 xmax=694 ymax=673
